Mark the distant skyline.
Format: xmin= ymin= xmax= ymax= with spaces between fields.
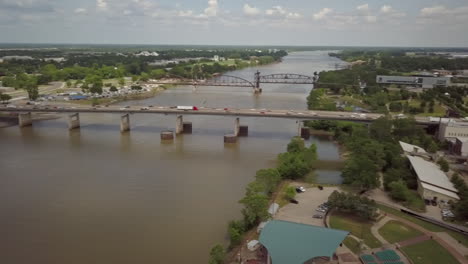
xmin=1 ymin=0 xmax=468 ymax=47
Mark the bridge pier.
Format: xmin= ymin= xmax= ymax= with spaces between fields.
xmin=297 ymin=121 xmax=310 ymax=139
xmin=224 ymin=134 xmax=237 ymax=143
xmin=254 ymin=88 xmax=262 ymax=94
xmin=18 ymin=112 xmax=32 ymax=127
xmin=120 ymin=114 xmax=130 ymax=132
xmin=161 ymin=131 xmax=174 ymax=141
xmin=176 ymin=115 xmax=183 ymax=134
xmin=233 ymin=118 xmax=249 ymax=137
xmin=68 ymin=113 xmax=80 ymax=130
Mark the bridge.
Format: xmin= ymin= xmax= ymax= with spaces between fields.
xmin=149 ymin=71 xmax=318 ymax=93
xmin=0 ymin=105 xmax=444 ymax=143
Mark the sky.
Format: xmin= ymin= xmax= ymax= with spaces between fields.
xmin=1 ymin=0 xmax=468 ymax=47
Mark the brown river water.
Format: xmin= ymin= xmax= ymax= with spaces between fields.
xmin=0 ymin=51 xmax=347 ymax=264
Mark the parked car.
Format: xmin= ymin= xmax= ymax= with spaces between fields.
xmin=431 ymin=200 xmax=438 ymax=206
xmin=316 ymin=208 xmax=326 ymax=213
xmin=313 ymin=214 xmax=324 ymax=219
xmin=295 ymin=186 xmax=306 ymax=193
xmin=290 ymin=199 xmax=299 ymax=204
xmin=318 ymin=185 xmax=324 ymax=190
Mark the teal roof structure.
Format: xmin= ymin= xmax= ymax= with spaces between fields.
xmin=259 ymin=220 xmax=349 ymax=264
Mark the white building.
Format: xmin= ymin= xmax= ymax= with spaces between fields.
xmin=135 ymin=51 xmax=159 ymax=57
xmin=376 ymin=75 xmax=451 ymax=88
xmin=438 ymin=120 xmax=468 ymax=141
xmin=453 ymin=137 xmax=468 ymax=157
xmin=407 ymin=155 xmax=459 ymax=202
xmin=213 ymin=55 xmax=219 ymax=62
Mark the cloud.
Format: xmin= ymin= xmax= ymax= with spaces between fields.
xmin=357 ymin=4 xmax=369 ymax=12
xmin=418 ymin=5 xmax=468 ymax=26
xmin=204 ymin=0 xmax=218 ymax=17
xmin=0 ymin=0 xmax=56 ymax=12
xmin=74 ymin=8 xmax=86 ymax=14
xmin=313 ymin=8 xmax=332 ymax=20
xmin=380 ymin=5 xmax=393 ymax=14
xmin=264 ymin=5 xmax=301 ymax=19
xmin=96 ymin=0 xmax=107 ymax=10
xmin=243 ymin=4 xmax=260 ymax=16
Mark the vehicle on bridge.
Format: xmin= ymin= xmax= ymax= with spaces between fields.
xmin=176 ymin=106 xmax=198 ymax=111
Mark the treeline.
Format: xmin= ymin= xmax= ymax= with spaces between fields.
xmin=451 ymin=174 xmax=468 ymax=221
xmin=328 ymin=191 xmax=378 ymax=220
xmin=213 ymin=138 xmax=317 ymax=263
xmin=306 ymin=117 xmax=438 ymax=211
xmin=421 ymin=87 xmax=468 ymax=116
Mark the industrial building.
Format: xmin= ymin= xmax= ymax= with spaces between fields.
xmin=376 ymin=75 xmax=451 ymax=88
xmin=407 ymin=155 xmax=459 ymax=202
xmin=438 ymin=120 xmax=468 ymax=141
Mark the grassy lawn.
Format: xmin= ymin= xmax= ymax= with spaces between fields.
xmin=401 ymin=239 xmax=460 ymax=264
xmin=378 ymin=220 xmax=423 ymax=243
xmin=377 ymin=204 xmax=468 ymax=248
xmin=274 ymin=181 xmax=293 ymax=208
xmin=329 ymin=212 xmax=382 ymax=248
xmin=343 ymin=236 xmax=361 ymax=254
xmin=400 ymin=191 xmax=426 ymax=213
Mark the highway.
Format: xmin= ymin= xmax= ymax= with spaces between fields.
xmin=0 ymin=105 xmax=443 ymax=125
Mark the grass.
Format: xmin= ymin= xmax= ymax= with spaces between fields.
xmin=400 ymin=191 xmax=427 ymax=213
xmin=329 ymin=212 xmax=382 ymax=248
xmin=274 ymin=181 xmax=293 ymax=208
xmin=343 ymin=236 xmax=361 ymax=254
xmin=377 ymin=204 xmax=468 ymax=248
xmin=378 ymin=220 xmax=423 ymax=243
xmin=401 ymin=239 xmax=460 ymax=264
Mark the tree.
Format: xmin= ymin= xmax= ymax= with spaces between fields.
xmin=388 ymin=180 xmax=410 ymax=201
xmin=437 ymin=158 xmax=449 ymax=172
xmin=118 ymin=78 xmax=125 ymax=87
xmin=255 ymin=169 xmax=281 ymax=195
xmin=370 ymin=117 xmax=393 ymax=142
xmin=0 ymin=93 xmax=12 ymax=103
xmin=208 ymin=244 xmax=225 ymax=264
xmin=228 ymin=220 xmax=244 ymax=246
xmin=287 ymin=136 xmax=305 ymax=153
xmin=140 ymin=72 xmax=150 ymax=82
xmin=342 ymin=155 xmax=379 ymax=190
xmin=109 ymin=86 xmax=118 ymax=92
xmin=284 ymin=186 xmax=296 ymax=200
xmin=239 ymin=182 xmax=269 ymax=227
xmin=277 ymin=152 xmax=310 ymax=180
xmin=66 ymin=80 xmax=72 ymax=88
xmin=150 ymin=69 xmax=166 ymax=79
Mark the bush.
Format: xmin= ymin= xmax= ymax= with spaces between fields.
xmin=328 ymin=191 xmax=378 ymax=220
xmin=209 ymin=244 xmax=225 ymax=264
xmin=109 ymin=86 xmax=118 ymax=92
xmin=389 ymin=180 xmax=410 ymax=201
xmin=437 ymin=158 xmax=449 ymax=172
xmin=228 ymin=220 xmax=245 ymax=247
xmin=284 ymin=186 xmax=296 ymax=200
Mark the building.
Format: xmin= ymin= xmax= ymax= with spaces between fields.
xmin=453 ymin=137 xmax=468 ymax=156
xmin=376 ymin=75 xmax=451 ymax=88
xmin=259 ymin=220 xmax=349 ymax=264
xmin=406 ymin=155 xmax=459 ymax=202
xmin=438 ymin=120 xmax=468 ymax=141
xmin=213 ymin=55 xmax=219 ymax=62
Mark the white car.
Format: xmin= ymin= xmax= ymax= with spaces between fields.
xmin=6 ymin=104 xmax=17 ymax=109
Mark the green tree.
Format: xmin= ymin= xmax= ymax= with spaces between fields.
xmin=110 ymin=86 xmax=118 ymax=92
xmin=370 ymin=116 xmax=393 ymax=142
xmin=118 ymin=78 xmax=125 ymax=87
xmin=388 ymin=180 xmax=410 ymax=201
xmin=208 ymin=244 xmax=225 ymax=264
xmin=150 ymin=69 xmax=166 ymax=79
xmin=255 ymin=169 xmax=281 ymax=195
xmin=140 ymin=72 xmax=150 ymax=82
xmin=287 ymin=136 xmax=305 ymax=153
xmin=66 ymin=80 xmax=72 ymax=88
xmin=239 ymin=182 xmax=269 ymax=227
xmin=284 ymin=186 xmax=296 ymax=200
xmin=437 ymin=158 xmax=449 ymax=172
xmin=342 ymin=155 xmax=379 ymax=190
xmin=277 ymin=152 xmax=310 ymax=180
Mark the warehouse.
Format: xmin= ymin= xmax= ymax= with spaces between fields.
xmin=406 ymin=155 xmax=459 ymax=202
xmin=376 ymin=75 xmax=451 ymax=88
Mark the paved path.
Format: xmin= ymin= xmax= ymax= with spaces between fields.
xmin=397 ymin=235 xmax=431 ymax=247
xmin=370 ymin=216 xmax=393 ymax=245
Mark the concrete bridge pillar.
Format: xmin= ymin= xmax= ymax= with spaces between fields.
xmin=297 ymin=121 xmax=310 ymax=139
xmin=183 ymin=122 xmax=192 ymax=134
xmin=176 ymin=115 xmax=183 ymax=134
xmin=68 ymin=113 xmax=80 ymax=130
xmin=18 ymin=112 xmax=32 ymax=127
xmin=234 ymin=117 xmax=240 ymax=136
xmin=161 ymin=131 xmax=174 ymax=141
xmin=120 ymin=114 xmax=130 ymax=132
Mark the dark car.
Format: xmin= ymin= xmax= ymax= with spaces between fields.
xmin=318 ymin=185 xmax=324 ymax=190
xmin=289 ymin=199 xmax=299 ymax=204
xmin=424 ymin=199 xmax=431 ymax=205
xmin=431 ymin=200 xmax=438 ymax=206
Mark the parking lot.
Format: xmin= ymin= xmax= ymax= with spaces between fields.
xmin=274 ymin=186 xmax=339 ymax=226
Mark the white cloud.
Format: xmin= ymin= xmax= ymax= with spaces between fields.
xmin=243 ymin=4 xmax=260 ymax=16
xmin=365 ymin=15 xmax=377 ymax=23
xmin=178 ymin=10 xmax=194 ymax=17
xmin=313 ymin=8 xmax=332 ymax=20
xmin=380 ymin=5 xmax=393 ymax=14
xmin=357 ymin=4 xmax=369 ymax=12
xmin=97 ymin=0 xmax=107 ymax=10
xmin=266 ymin=6 xmax=286 ymax=16
xmin=420 ymin=5 xmax=446 ymax=17
xmin=74 ymin=8 xmax=86 ymax=14
xmin=204 ymin=0 xmax=218 ymax=17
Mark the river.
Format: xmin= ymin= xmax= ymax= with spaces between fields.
xmin=0 ymin=51 xmax=346 ymax=264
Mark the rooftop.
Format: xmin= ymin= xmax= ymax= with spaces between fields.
xmin=406 ymin=155 xmax=458 ymax=193
xmin=259 ymin=220 xmax=349 ymax=264
xmin=399 ymin=141 xmax=427 ymax=154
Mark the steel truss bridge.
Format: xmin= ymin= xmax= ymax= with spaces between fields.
xmin=149 ymin=71 xmax=318 ymax=92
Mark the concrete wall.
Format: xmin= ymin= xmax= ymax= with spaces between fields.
xmin=438 ymin=122 xmax=468 ymax=141
xmin=453 ymin=138 xmax=468 ymax=156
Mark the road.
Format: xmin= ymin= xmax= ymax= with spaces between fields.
xmin=0 ymin=104 xmax=447 ymax=125
xmin=4 ymin=82 xmax=65 ymax=98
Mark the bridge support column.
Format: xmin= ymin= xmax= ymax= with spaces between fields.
xmin=18 ymin=112 xmax=32 ymax=127
xmin=239 ymin=125 xmax=248 ymax=137
xmin=68 ymin=113 xmax=80 ymax=130
xmin=161 ymin=131 xmax=174 ymax=141
xmin=254 ymin=88 xmax=262 ymax=94
xmin=120 ymin=114 xmax=130 ymax=132
xmin=224 ymin=134 xmax=237 ymax=143
xmin=176 ymin=115 xmax=183 ymax=134
xmin=234 ymin=118 xmax=240 ymax=136
xmin=297 ymin=121 xmax=310 ymax=139
xmin=183 ymin=122 xmax=192 ymax=134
